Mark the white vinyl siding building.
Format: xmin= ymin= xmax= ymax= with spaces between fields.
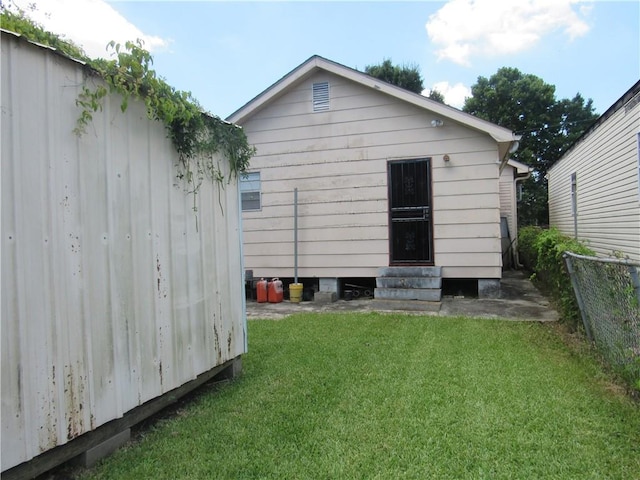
xmin=548 ymin=80 xmax=640 ymax=262
xmin=229 ymin=56 xmax=520 ymax=289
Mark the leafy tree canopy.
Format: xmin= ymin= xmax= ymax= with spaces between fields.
xmin=427 ymin=88 xmax=445 ymax=104
xmin=463 ymin=67 xmax=598 ymax=226
xmin=364 ymin=59 xmax=424 ymax=94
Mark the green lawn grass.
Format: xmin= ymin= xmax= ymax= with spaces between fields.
xmin=80 ymin=313 xmax=639 ymax=479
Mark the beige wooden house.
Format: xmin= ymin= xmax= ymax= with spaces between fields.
xmin=548 ymin=80 xmax=640 ymax=263
xmin=228 ymin=56 xmax=521 ymax=299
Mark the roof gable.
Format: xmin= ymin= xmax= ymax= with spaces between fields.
xmin=227 ymin=55 xmax=520 ymax=162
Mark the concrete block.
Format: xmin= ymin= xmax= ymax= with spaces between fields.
xmin=374 ymin=288 xmax=442 ymax=302
xmin=478 ymin=279 xmax=501 ymax=299
xmin=378 ymin=266 xmax=442 ymax=277
xmin=319 ymin=278 xmax=340 ymax=294
xmin=314 ymin=291 xmax=337 ymax=303
xmin=376 ymin=276 xmax=442 ymax=289
xmin=75 ymin=428 xmax=130 ymax=468
xmin=217 ymin=356 xmax=243 ymax=381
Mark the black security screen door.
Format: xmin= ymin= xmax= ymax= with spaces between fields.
xmin=388 ymin=158 xmax=434 ymax=264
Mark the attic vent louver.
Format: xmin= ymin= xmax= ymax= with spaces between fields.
xmin=312 ymin=82 xmax=330 ymax=112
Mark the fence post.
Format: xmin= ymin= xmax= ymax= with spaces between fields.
xmin=563 ymin=253 xmax=594 ymax=341
xmin=629 ymin=265 xmax=640 ymax=307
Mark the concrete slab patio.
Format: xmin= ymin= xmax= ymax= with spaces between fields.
xmin=246 ymin=270 xmax=558 ymax=322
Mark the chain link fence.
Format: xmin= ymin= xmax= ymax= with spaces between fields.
xmin=564 ymin=252 xmax=640 ymax=387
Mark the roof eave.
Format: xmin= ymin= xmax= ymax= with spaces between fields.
xmin=1 ymin=28 xmax=87 ymax=65
xmin=507 ymin=158 xmax=533 ymax=176
xmin=228 ymin=55 xmax=520 ymax=148
xmin=311 ymin=57 xmax=520 ymax=144
xmin=227 ymin=55 xmax=324 ymax=124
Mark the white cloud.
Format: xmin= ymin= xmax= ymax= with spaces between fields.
xmin=12 ymin=0 xmax=169 ymax=59
xmin=423 ymin=81 xmax=472 ymax=109
xmin=426 ymin=0 xmax=591 ymax=66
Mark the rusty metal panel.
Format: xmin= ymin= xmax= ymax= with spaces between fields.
xmin=1 ymin=31 xmax=247 ymax=472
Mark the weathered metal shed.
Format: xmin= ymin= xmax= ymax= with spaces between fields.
xmin=1 ymin=29 xmax=246 ymax=477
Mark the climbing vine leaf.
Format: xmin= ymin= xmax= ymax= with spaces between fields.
xmin=1 ymin=4 xmax=255 ymax=210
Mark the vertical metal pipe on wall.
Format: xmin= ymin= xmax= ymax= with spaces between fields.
xmin=294 ymin=188 xmax=298 ymax=283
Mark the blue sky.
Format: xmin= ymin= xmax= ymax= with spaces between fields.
xmin=14 ymin=1 xmax=640 ymax=119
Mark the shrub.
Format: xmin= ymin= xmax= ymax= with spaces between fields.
xmin=518 ymin=227 xmax=595 ymax=328
xmin=517 ymin=226 xmax=542 ymax=270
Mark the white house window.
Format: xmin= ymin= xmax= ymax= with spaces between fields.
xmin=571 ymin=172 xmax=578 ymax=238
xmin=312 ymin=82 xmax=330 ymax=112
xmin=240 ymin=172 xmax=261 ymax=211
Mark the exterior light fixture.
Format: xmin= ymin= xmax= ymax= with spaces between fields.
xmin=443 ymin=154 xmax=450 ymax=162
xmin=431 ymin=119 xmax=444 ymax=127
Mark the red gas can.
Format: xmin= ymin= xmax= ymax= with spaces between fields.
xmin=256 ymin=278 xmax=268 ymax=303
xmin=268 ymin=278 xmax=283 ymax=303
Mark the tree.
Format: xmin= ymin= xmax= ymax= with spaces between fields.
xmin=463 ymin=67 xmax=598 ymax=226
xmin=364 ymin=59 xmax=424 ymax=94
xmin=427 ymin=88 xmax=445 ymax=104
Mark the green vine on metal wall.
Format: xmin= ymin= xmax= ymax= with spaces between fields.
xmin=1 ymin=3 xmax=255 ymax=212
xmin=76 ymin=40 xmax=255 ymax=209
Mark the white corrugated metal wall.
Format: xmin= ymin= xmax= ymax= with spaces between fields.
xmin=1 ymin=31 xmax=247 ymax=471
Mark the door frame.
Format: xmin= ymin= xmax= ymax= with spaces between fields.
xmin=387 ymin=157 xmax=435 ymax=266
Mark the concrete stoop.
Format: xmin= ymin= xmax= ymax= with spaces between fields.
xmin=374 ymin=266 xmax=442 ymax=302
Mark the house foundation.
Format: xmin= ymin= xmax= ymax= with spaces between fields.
xmin=478 ymin=279 xmax=501 ymax=299
xmin=314 ymin=291 xmax=338 ymax=303
xmin=315 ymin=278 xmax=339 ymax=303
xmin=319 ymin=278 xmax=340 ymax=295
